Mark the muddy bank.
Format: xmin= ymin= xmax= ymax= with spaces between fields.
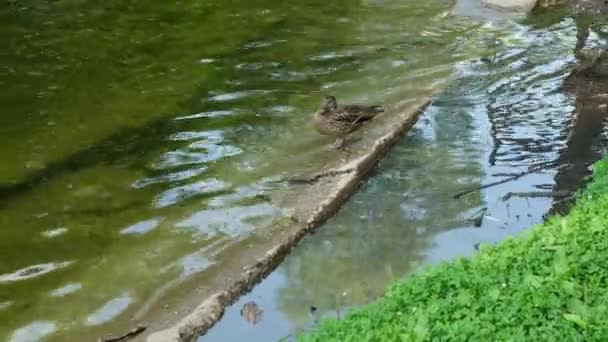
xmin=130 ymin=88 xmax=441 ymax=342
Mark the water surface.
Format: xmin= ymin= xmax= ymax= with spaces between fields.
xmin=0 ymin=0 xmax=484 ymax=340
xmin=202 ymin=11 xmax=608 ymax=342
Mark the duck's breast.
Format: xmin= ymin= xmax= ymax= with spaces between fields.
xmin=313 ymin=112 xmax=339 ymax=136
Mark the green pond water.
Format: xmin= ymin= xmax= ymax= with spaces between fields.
xmin=1 ymin=0 xmax=598 ymax=341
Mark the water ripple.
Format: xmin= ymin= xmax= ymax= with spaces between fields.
xmin=0 ymin=261 xmax=74 ymax=283
xmin=121 ymin=218 xmax=164 ymax=235
xmin=154 ymin=146 xmax=241 ymax=169
xmin=85 ymin=293 xmax=133 ymax=326
xmin=208 ymin=90 xmax=270 ymax=102
xmin=176 ymin=203 xmax=283 ymax=238
xmin=41 ymin=227 xmax=68 ymax=238
xmin=178 ymin=252 xmax=215 ymax=278
xmin=10 ymin=321 xmax=57 ymax=342
xmin=0 ymin=301 xmax=13 ymax=311
xmin=174 ymin=110 xmax=235 ymax=121
xmin=169 ymin=130 xmax=223 ymax=142
xmin=154 ymin=178 xmax=230 ymax=208
xmin=132 ymin=168 xmax=207 ymax=189
xmin=49 ymin=282 xmax=83 ymax=297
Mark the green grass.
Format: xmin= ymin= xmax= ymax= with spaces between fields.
xmin=298 ymin=156 xmax=608 ymax=341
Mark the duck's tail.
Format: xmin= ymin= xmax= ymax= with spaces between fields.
xmin=371 ymin=105 xmax=384 ymax=113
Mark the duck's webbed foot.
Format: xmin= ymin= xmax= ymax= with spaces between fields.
xmin=333 ymin=137 xmax=352 ymax=160
xmin=333 ymin=137 xmax=346 ymax=149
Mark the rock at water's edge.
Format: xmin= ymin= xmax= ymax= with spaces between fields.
xmin=482 ymin=0 xmax=537 ymax=11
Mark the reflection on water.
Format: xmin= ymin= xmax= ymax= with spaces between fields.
xmin=176 ymin=252 xmax=215 ymax=279
xmin=40 ymin=227 xmax=68 ymax=238
xmin=176 ymin=203 xmax=284 ymax=238
xmin=0 ymin=301 xmax=13 ymax=311
xmin=154 ymin=178 xmax=230 ymax=209
xmin=49 ymin=283 xmax=82 ymax=298
xmin=202 ymin=15 xmax=608 ymax=342
xmin=0 ymin=262 xmax=75 ymax=283
xmin=10 ymin=322 xmax=57 ymax=342
xmin=86 ymin=293 xmax=133 ymax=326
xmin=120 ymin=218 xmax=163 ymax=235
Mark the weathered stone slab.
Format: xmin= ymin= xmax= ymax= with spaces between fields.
xmin=482 ymin=0 xmax=537 ymax=11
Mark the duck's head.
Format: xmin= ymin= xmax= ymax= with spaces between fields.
xmin=321 ymin=95 xmax=338 ymax=111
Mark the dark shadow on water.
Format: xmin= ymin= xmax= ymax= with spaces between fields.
xmin=551 ymin=77 xmax=608 ymax=214
xmin=0 ymin=118 xmax=173 ymax=205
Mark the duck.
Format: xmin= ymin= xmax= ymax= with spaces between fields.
xmin=312 ymin=95 xmax=384 ymax=149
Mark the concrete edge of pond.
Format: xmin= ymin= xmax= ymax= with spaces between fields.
xmin=141 ymin=94 xmax=436 ymax=342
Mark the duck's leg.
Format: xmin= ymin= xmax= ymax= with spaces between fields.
xmin=334 ymin=137 xmax=352 ymax=160
xmin=333 ymin=137 xmax=345 ymax=149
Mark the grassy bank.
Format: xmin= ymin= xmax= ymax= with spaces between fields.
xmin=298 ymin=157 xmax=608 ymax=341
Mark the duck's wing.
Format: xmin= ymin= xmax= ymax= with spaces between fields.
xmin=334 ymin=105 xmax=384 ymax=124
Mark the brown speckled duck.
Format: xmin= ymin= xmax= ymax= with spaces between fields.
xmin=313 ymin=95 xmax=384 ymax=149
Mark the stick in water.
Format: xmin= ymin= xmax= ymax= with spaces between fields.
xmin=453 ymin=162 xmax=558 ymax=200
xmin=99 ymin=324 xmax=147 ymax=342
xmin=501 ymin=191 xmax=571 ymax=202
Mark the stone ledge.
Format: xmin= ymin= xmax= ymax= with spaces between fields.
xmin=482 ymin=0 xmax=537 ymax=12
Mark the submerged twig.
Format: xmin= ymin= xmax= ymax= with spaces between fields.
xmin=453 ymin=162 xmax=558 ymax=200
xmin=99 ymin=324 xmax=147 ymax=342
xmin=465 ymin=207 xmax=488 ymax=227
xmin=501 ymin=191 xmax=570 ymax=202
xmin=471 ymin=207 xmax=488 ymax=227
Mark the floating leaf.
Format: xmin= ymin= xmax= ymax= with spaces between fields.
xmin=240 ymin=301 xmax=263 ymax=325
